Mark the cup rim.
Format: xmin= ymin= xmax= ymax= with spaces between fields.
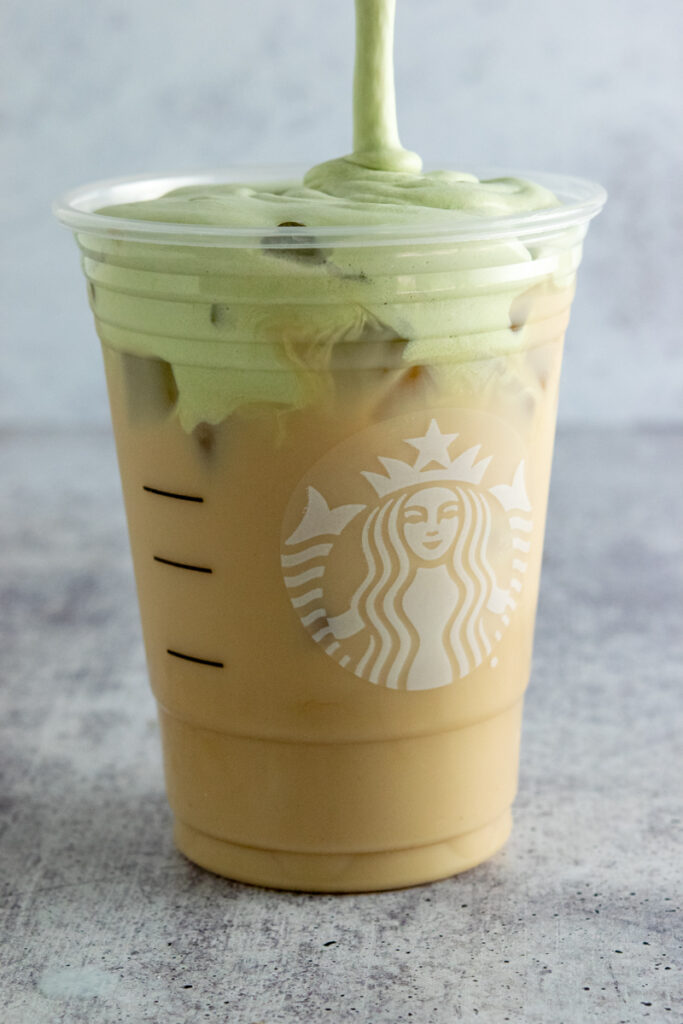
xmin=53 ymin=164 xmax=607 ymax=248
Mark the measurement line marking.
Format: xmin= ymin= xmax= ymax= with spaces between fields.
xmin=143 ymin=485 xmax=204 ymax=503
xmin=154 ymin=556 xmax=212 ymax=574
xmin=167 ymin=649 xmax=224 ymax=668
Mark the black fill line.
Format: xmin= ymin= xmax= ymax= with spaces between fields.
xmin=167 ymin=649 xmax=224 ymax=668
xmin=154 ymin=556 xmax=212 ymax=574
xmin=143 ymin=485 xmax=203 ymax=503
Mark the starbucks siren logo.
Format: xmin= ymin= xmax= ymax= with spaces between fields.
xmin=281 ymin=413 xmax=533 ymax=691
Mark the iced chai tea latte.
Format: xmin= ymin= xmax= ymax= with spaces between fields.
xmin=55 ymin=0 xmax=605 ymax=890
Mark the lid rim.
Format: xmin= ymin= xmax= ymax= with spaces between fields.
xmin=53 ymin=166 xmax=607 ymax=247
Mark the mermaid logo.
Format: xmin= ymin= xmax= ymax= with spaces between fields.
xmin=281 ymin=413 xmax=534 ymax=691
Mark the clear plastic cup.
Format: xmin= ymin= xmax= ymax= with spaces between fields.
xmin=54 ymin=168 xmax=605 ymax=891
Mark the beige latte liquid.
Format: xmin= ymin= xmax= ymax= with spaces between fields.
xmin=99 ymin=267 xmax=570 ymax=890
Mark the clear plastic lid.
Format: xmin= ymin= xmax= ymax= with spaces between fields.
xmin=54 ymin=166 xmax=606 ymax=249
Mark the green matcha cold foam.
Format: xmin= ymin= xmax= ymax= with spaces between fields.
xmin=54 ymin=0 xmax=605 ymax=890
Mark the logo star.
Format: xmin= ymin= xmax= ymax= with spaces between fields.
xmin=405 ymin=419 xmax=459 ymax=471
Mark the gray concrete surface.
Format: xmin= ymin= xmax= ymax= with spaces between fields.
xmin=0 ymin=427 xmax=681 ymax=1024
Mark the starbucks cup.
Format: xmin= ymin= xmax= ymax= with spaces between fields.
xmin=54 ymin=168 xmax=605 ymax=891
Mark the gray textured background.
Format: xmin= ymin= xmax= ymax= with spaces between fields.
xmin=2 ymin=4 xmax=682 ymax=1019
xmin=2 ymin=0 xmax=682 ymax=424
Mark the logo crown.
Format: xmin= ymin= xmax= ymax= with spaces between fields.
xmin=361 ymin=419 xmax=491 ymax=498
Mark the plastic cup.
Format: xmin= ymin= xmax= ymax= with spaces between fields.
xmin=54 ymin=168 xmax=605 ymax=892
